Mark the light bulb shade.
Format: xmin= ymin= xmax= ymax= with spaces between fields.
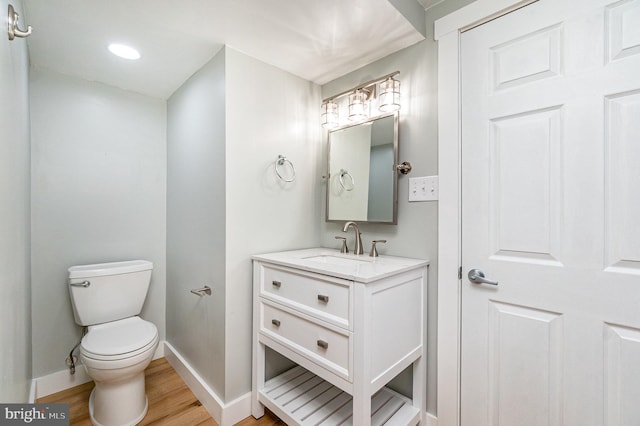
xmin=321 ymin=101 xmax=339 ymax=128
xmin=379 ymin=77 xmax=400 ymax=112
xmin=348 ymin=89 xmax=368 ymax=121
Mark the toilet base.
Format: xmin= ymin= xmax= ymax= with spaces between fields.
xmin=88 ymin=372 xmax=149 ymax=426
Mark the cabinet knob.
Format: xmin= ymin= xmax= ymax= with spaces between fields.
xmin=271 ymin=319 xmax=281 ymax=327
xmin=272 ymin=280 xmax=281 ymax=288
xmin=317 ymin=294 xmax=329 ymax=303
xmin=317 ymin=339 xmax=329 ymax=349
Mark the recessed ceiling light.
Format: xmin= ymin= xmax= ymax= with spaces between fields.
xmin=108 ymin=43 xmax=141 ymax=60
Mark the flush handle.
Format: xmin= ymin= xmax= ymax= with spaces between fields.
xmin=69 ymin=280 xmax=90 ymax=288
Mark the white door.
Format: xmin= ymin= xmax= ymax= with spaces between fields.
xmin=461 ymin=0 xmax=640 ymax=424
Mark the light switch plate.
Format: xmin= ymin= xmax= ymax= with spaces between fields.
xmin=409 ymin=176 xmax=439 ymax=201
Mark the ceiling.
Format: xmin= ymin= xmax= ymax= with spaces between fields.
xmin=23 ymin=0 xmax=426 ymax=99
xmin=416 ymin=0 xmax=446 ymax=9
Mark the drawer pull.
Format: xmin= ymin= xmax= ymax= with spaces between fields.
xmin=272 ymin=280 xmax=281 ymax=288
xmin=317 ymin=339 xmax=329 ymax=349
xmin=271 ymin=319 xmax=281 ymax=327
xmin=317 ymin=294 xmax=329 ymax=303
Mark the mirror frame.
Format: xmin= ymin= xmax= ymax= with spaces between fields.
xmin=325 ymin=111 xmax=399 ymax=225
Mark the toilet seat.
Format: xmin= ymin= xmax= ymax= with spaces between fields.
xmin=81 ymin=317 xmax=158 ymax=361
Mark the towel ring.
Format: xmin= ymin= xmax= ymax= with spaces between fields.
xmin=339 ymin=169 xmax=355 ymax=191
xmin=275 ymin=155 xmax=295 ymax=182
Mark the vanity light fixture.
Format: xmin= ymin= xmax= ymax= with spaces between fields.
xmin=348 ymin=89 xmax=369 ymax=122
xmin=321 ymin=100 xmax=339 ymax=128
xmin=378 ymin=76 xmax=401 ymax=112
xmin=108 ymin=43 xmax=141 ymax=60
xmin=321 ymin=71 xmax=400 ymax=128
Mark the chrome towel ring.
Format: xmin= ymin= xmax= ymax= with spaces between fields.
xmin=275 ymin=155 xmax=295 ymax=182
xmin=8 ymin=4 xmax=32 ymax=40
xmin=339 ymin=169 xmax=355 ymax=191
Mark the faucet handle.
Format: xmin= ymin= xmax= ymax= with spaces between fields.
xmin=335 ymin=236 xmax=349 ymax=253
xmin=369 ymin=240 xmax=387 ymax=257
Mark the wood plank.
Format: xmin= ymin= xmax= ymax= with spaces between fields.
xmin=370 ymin=397 xmax=404 ymax=426
xmin=383 ymin=404 xmax=420 ymax=426
xmin=264 ymin=365 xmax=308 ymax=393
xmin=37 ymin=358 xmax=282 ymax=426
xmin=236 ymin=409 xmax=287 ymax=426
xmin=269 ymin=371 xmax=315 ymax=399
xmin=284 ymin=381 xmax=333 ymax=413
xmin=280 ymin=376 xmax=324 ymax=406
xmin=319 ymin=392 xmax=353 ymax=425
xmin=304 ymin=390 xmax=351 ymax=425
xmin=296 ymin=386 xmax=343 ymax=421
xmin=261 ymin=367 xmax=420 ymax=426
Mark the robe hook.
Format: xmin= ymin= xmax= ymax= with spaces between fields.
xmin=8 ymin=4 xmax=33 ymax=40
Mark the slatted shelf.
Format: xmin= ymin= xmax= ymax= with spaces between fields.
xmin=258 ymin=366 xmax=420 ymax=426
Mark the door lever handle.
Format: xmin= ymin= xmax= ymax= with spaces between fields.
xmin=468 ymin=269 xmax=498 ymax=286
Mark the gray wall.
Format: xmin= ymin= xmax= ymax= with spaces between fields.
xmin=167 ymin=48 xmax=227 ymax=398
xmin=29 ymin=69 xmax=167 ymax=378
xmin=0 ymin=0 xmax=32 ymax=402
xmin=166 ymin=46 xmax=322 ymax=402
xmin=224 ymin=47 xmax=322 ymax=400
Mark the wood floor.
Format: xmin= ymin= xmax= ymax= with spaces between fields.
xmin=37 ymin=358 xmax=284 ymax=425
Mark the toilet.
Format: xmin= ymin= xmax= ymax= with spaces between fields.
xmin=68 ymin=260 xmax=158 ymax=426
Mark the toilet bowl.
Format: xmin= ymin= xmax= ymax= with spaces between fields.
xmin=68 ymin=260 xmax=157 ymax=426
xmin=80 ymin=317 xmax=159 ymax=426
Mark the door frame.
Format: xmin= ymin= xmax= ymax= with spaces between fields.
xmin=434 ymin=1 xmax=538 ymax=425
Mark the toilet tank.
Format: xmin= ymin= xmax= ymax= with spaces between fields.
xmin=68 ymin=260 xmax=153 ymax=326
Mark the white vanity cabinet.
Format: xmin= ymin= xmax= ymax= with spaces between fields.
xmin=252 ymin=249 xmax=428 ymax=426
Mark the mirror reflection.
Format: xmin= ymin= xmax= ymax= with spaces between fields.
xmin=326 ymin=112 xmax=398 ymax=224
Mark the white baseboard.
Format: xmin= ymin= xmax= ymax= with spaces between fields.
xmin=29 ymin=379 xmax=37 ymax=403
xmin=34 ymin=363 xmax=92 ymax=399
xmin=163 ymin=341 xmax=251 ymax=426
xmin=34 ymin=340 xmax=166 ymax=399
xmin=221 ymin=392 xmax=252 ymax=426
xmin=427 ymin=412 xmax=438 ymax=426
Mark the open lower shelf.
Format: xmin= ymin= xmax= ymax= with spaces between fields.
xmin=258 ymin=366 xmax=420 ymax=426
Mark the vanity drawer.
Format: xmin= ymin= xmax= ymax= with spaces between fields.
xmin=260 ymin=265 xmax=351 ymax=329
xmin=260 ymin=301 xmax=351 ymax=380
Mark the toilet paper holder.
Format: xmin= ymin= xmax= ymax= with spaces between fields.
xmin=190 ymin=286 xmax=212 ymax=297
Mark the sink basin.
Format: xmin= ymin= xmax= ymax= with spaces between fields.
xmin=303 ymin=255 xmax=371 ymax=266
xmin=253 ymin=248 xmax=429 ymax=283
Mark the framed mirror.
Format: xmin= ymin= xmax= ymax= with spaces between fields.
xmin=326 ymin=112 xmax=398 ymax=224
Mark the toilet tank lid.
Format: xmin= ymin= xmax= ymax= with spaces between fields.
xmin=68 ymin=260 xmax=153 ymax=279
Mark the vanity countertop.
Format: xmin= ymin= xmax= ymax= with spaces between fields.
xmin=252 ymin=247 xmax=429 ymax=283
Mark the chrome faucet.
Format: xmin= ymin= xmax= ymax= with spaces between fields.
xmin=342 ymin=221 xmax=363 ymax=255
